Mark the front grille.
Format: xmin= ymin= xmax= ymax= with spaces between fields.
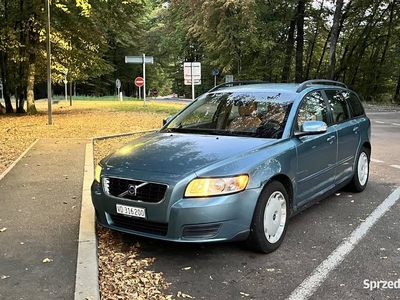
xmin=110 ymin=214 xmax=168 ymax=236
xmin=182 ymin=223 xmax=222 ymax=239
xmin=104 ymin=177 xmax=167 ymax=203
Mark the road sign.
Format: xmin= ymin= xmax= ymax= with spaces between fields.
xmin=125 ymin=56 xmax=154 ymax=64
xmin=184 ymin=62 xmax=201 ymax=100
xmin=116 ymin=79 xmax=121 ymax=89
xmin=184 ymin=79 xmax=201 ymax=85
xmin=225 ymin=75 xmax=234 ymax=83
xmin=184 ymin=62 xmax=201 ymax=81
xmin=135 ymin=77 xmax=144 ymax=87
xmin=212 ymin=69 xmax=219 ymax=76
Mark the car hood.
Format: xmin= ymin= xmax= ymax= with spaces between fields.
xmin=103 ymin=132 xmax=276 ymax=177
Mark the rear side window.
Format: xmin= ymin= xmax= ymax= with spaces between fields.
xmin=325 ymin=90 xmax=351 ymax=123
xmin=346 ymin=92 xmax=365 ymax=117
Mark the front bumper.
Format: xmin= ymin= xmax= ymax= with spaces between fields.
xmin=91 ymin=181 xmax=260 ymax=243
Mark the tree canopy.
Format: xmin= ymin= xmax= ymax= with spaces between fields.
xmin=1 ymin=0 xmax=399 ymax=114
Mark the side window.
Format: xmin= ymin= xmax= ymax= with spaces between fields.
xmin=297 ymin=91 xmax=328 ymax=130
xmin=325 ymin=90 xmax=351 ymax=123
xmin=346 ymin=92 xmax=365 ymax=117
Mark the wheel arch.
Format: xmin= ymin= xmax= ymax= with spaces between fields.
xmin=264 ymin=174 xmax=294 ymax=213
xmin=362 ymin=141 xmax=371 ymax=158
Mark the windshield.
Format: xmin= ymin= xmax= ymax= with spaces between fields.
xmin=163 ymin=91 xmax=294 ymax=139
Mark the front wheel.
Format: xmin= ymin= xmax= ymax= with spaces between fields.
xmin=348 ymin=146 xmax=370 ymax=192
xmin=246 ymin=181 xmax=289 ymax=254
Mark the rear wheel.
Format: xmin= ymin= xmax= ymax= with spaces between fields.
xmin=246 ymin=181 xmax=289 ymax=254
xmin=348 ymin=146 xmax=370 ymax=192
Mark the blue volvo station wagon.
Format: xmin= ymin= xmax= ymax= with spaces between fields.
xmin=91 ymin=80 xmax=371 ymax=253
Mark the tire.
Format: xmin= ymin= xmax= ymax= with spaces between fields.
xmin=246 ymin=181 xmax=289 ymax=254
xmin=348 ymin=146 xmax=370 ymax=192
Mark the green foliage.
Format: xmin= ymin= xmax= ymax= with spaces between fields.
xmin=1 ymin=0 xmax=400 ymax=109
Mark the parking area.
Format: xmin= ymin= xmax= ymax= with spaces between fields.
xmin=113 ymin=108 xmax=400 ymax=300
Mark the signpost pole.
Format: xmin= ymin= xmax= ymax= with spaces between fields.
xmin=125 ymin=55 xmax=153 ymax=106
xmin=191 ymin=63 xmax=195 ymax=101
xmin=143 ymin=53 xmax=146 ymax=107
xmin=45 ymin=0 xmax=52 ymax=125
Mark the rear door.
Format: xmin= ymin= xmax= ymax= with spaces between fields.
xmin=324 ymin=90 xmax=361 ymax=184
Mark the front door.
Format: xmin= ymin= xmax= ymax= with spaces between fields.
xmin=293 ymin=91 xmax=338 ymax=208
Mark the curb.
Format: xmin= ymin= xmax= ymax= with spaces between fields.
xmin=74 ymin=130 xmax=156 ymax=300
xmin=74 ymin=140 xmax=100 ymax=300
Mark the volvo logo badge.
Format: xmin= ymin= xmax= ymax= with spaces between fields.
xmin=127 ymin=184 xmax=137 ymax=196
xmin=118 ymin=181 xmax=149 ymax=198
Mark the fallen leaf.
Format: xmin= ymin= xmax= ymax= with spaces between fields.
xmin=266 ymin=268 xmax=275 ymax=272
xmin=176 ymin=292 xmax=194 ymax=299
xmin=182 ymin=267 xmax=191 ymax=271
xmin=1 ymin=275 xmax=9 ymax=280
xmin=240 ymin=292 xmax=250 ymax=297
xmin=0 ymin=227 xmax=7 ymax=232
xmin=42 ymin=258 xmax=53 ymax=263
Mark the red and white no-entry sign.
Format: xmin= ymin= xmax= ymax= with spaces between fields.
xmin=134 ymin=77 xmax=144 ymax=87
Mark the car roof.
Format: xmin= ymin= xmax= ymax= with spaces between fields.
xmin=208 ymin=80 xmax=348 ymax=95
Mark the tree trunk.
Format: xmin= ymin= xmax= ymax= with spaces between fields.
xmin=371 ymin=0 xmax=396 ymax=95
xmin=295 ymin=0 xmax=305 ymax=82
xmin=281 ymin=17 xmax=296 ymax=82
xmin=327 ymin=0 xmax=344 ymax=80
xmin=305 ymin=0 xmax=324 ymax=80
xmin=0 ymin=52 xmax=13 ymax=113
xmin=394 ymin=73 xmax=400 ymax=103
xmin=26 ymin=57 xmax=37 ymax=115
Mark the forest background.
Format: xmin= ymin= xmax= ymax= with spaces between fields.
xmin=0 ymin=0 xmax=399 ymax=115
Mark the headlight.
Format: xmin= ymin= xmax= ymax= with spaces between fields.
xmin=94 ymin=164 xmax=103 ymax=183
xmin=185 ymin=175 xmax=249 ymax=197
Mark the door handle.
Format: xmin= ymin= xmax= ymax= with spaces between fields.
xmin=327 ymin=136 xmax=336 ymax=143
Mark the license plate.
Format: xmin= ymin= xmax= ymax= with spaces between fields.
xmin=116 ymin=204 xmax=146 ymax=219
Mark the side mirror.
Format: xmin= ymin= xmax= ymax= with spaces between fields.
xmin=295 ymin=120 xmax=327 ymax=136
xmin=163 ymin=115 xmax=173 ymax=126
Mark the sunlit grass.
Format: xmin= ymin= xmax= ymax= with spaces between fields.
xmin=34 ymin=99 xmax=185 ymax=115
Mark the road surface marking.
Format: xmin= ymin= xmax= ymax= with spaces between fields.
xmin=370 ymin=158 xmax=384 ymax=163
xmin=375 ymin=121 xmax=385 ymax=124
xmin=390 ymin=165 xmax=400 ymax=169
xmin=286 ymin=186 xmax=400 ymax=300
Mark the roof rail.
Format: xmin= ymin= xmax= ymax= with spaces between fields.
xmin=208 ymin=80 xmax=268 ymax=92
xmin=296 ymin=79 xmax=347 ymax=93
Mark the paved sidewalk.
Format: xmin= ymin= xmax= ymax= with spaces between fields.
xmin=0 ymin=138 xmax=95 ymax=300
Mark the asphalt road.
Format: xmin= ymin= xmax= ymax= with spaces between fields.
xmin=117 ymin=107 xmax=400 ymax=300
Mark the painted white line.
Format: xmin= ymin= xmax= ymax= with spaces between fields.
xmin=74 ymin=141 xmax=100 ymax=300
xmin=392 ymin=123 xmax=400 ymax=126
xmin=370 ymin=158 xmax=384 ymax=163
xmin=390 ymin=165 xmax=400 ymax=169
xmin=0 ymin=139 xmax=39 ymax=181
xmin=375 ymin=121 xmax=385 ymax=124
xmin=286 ymin=186 xmax=400 ymax=300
